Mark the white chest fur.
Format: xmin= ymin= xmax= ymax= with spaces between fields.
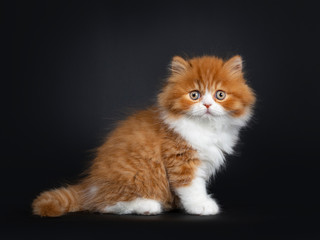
xmin=163 ymin=114 xmax=248 ymax=180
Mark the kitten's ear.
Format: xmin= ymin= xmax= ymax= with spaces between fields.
xmin=170 ymin=56 xmax=190 ymax=75
xmin=224 ymin=55 xmax=243 ymax=76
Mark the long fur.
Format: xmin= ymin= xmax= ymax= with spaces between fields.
xmin=32 ymin=55 xmax=255 ymax=216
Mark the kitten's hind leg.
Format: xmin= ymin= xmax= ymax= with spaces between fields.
xmin=102 ymin=198 xmax=162 ymax=215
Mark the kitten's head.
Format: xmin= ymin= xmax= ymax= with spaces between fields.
xmin=158 ymin=55 xmax=255 ymax=121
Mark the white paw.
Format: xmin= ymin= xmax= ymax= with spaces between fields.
xmin=133 ymin=199 xmax=162 ymax=215
xmin=103 ymin=198 xmax=162 ymax=215
xmin=184 ymin=198 xmax=220 ymax=215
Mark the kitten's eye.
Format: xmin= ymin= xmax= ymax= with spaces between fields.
xmin=189 ymin=90 xmax=201 ymax=100
xmin=215 ymin=90 xmax=226 ymax=100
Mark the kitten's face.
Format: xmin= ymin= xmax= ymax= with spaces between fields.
xmin=158 ymin=55 xmax=255 ymax=120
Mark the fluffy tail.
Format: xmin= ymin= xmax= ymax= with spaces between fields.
xmin=32 ymin=185 xmax=82 ymax=217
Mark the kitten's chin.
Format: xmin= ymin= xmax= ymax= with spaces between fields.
xmin=188 ymin=111 xmax=227 ymax=120
xmin=186 ymin=106 xmax=228 ymax=120
xmin=199 ymin=114 xmax=215 ymax=121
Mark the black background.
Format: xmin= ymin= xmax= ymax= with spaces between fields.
xmin=2 ymin=0 xmax=320 ymax=239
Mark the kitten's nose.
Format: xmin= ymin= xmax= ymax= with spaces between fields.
xmin=203 ymin=104 xmax=212 ymax=109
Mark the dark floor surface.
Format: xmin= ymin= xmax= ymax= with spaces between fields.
xmin=2 ymin=203 xmax=319 ymax=240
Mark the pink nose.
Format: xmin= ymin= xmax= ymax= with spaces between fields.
xmin=203 ymin=104 xmax=212 ymax=109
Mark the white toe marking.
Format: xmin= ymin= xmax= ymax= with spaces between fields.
xmin=183 ymin=197 xmax=219 ymax=215
xmin=102 ymin=198 xmax=162 ymax=215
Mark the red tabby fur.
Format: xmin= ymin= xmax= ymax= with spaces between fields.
xmin=32 ymin=55 xmax=255 ymax=216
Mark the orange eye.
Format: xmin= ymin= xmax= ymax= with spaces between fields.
xmin=189 ymin=90 xmax=200 ymax=100
xmin=215 ymin=90 xmax=226 ymax=100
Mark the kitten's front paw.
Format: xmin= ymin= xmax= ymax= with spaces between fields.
xmin=184 ymin=198 xmax=220 ymax=215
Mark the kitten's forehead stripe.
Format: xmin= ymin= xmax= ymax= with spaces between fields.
xmin=190 ymin=57 xmax=223 ymax=91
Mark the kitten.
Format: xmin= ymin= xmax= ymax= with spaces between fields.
xmin=32 ymin=55 xmax=255 ymax=216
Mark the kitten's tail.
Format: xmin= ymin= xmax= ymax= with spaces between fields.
xmin=32 ymin=185 xmax=82 ymax=217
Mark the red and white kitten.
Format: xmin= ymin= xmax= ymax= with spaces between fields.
xmin=32 ymin=55 xmax=255 ymax=216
